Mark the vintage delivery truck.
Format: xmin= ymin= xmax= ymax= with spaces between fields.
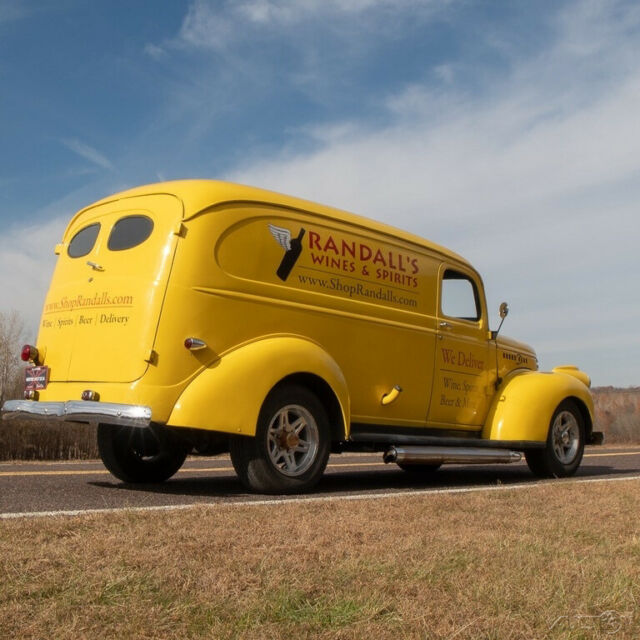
xmin=1 ymin=180 xmax=602 ymax=493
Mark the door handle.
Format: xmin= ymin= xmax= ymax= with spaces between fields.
xmin=439 ymin=321 xmax=452 ymax=329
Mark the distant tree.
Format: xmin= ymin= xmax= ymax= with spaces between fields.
xmin=0 ymin=311 xmax=27 ymax=406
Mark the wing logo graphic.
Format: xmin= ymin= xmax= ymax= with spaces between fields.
xmin=268 ymin=223 xmax=306 ymax=281
xmin=268 ymin=224 xmax=292 ymax=251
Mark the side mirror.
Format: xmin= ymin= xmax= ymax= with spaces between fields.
xmin=492 ymin=301 xmax=509 ymax=339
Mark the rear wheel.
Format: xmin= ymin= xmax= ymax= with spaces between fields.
xmin=525 ymin=400 xmax=585 ymax=478
xmin=97 ymin=423 xmax=188 ymax=483
xmin=230 ymin=385 xmax=330 ymax=494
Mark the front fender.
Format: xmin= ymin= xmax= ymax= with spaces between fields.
xmin=482 ymin=369 xmax=594 ymax=443
xmin=167 ymin=335 xmax=349 ymax=437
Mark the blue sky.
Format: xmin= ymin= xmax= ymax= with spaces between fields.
xmin=1 ymin=0 xmax=640 ymax=386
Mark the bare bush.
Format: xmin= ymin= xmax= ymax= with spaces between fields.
xmin=0 ymin=310 xmax=27 ymax=407
xmin=592 ymin=387 xmax=640 ymax=444
xmin=0 ymin=420 xmax=98 ymax=461
xmin=0 ymin=310 xmax=99 ymax=460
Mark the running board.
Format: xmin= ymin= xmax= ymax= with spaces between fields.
xmin=350 ymin=431 xmax=545 ymax=450
xmin=383 ymin=446 xmax=522 ymax=465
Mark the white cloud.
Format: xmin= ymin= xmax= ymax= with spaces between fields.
xmin=220 ymin=0 xmax=640 ymax=385
xmin=178 ymin=0 xmax=233 ymax=51
xmin=0 ymin=215 xmax=67 ymax=339
xmin=235 ymin=0 xmax=435 ymax=24
xmin=144 ymin=43 xmax=166 ymax=60
xmin=61 ymin=139 xmax=113 ymax=171
xmin=177 ymin=0 xmax=448 ymax=50
xmin=3 ymin=0 xmax=639 ymax=386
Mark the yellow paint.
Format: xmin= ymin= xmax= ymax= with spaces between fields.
xmin=167 ymin=335 xmax=349 ymax=436
xmin=381 ymin=386 xmax=402 ymax=406
xmin=39 ymin=194 xmax=182 ymax=383
xmin=482 ymin=370 xmax=595 ymax=442
xmin=28 ymin=180 xmax=593 ymax=447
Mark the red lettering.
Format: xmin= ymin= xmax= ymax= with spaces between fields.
xmin=341 ymin=240 xmax=356 ymax=258
xmin=372 ymin=249 xmax=386 ymax=266
xmin=324 ymin=236 xmax=339 ymax=254
xmin=309 ymin=231 xmax=321 ymax=250
xmin=360 ymin=244 xmax=372 ymax=261
xmin=441 ymin=348 xmax=456 ymax=364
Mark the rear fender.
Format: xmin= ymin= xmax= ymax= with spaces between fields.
xmin=482 ymin=369 xmax=594 ymax=443
xmin=167 ymin=336 xmax=349 ymax=437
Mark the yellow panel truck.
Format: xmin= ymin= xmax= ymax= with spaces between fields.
xmin=1 ymin=181 xmax=603 ymax=493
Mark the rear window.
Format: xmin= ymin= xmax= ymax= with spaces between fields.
xmin=108 ymin=215 xmax=154 ymax=251
xmin=68 ymin=223 xmax=100 ymax=258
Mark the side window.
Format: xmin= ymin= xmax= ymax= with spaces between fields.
xmin=68 ymin=223 xmax=100 ymax=258
xmin=108 ymin=215 xmax=154 ymax=251
xmin=441 ymin=269 xmax=480 ymax=321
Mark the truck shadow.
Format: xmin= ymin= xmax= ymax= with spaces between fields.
xmin=89 ymin=463 xmax=633 ymax=500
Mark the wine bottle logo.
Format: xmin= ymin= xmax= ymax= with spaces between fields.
xmin=268 ymin=224 xmax=306 ymax=281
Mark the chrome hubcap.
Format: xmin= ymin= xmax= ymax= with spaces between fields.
xmin=551 ymin=411 xmax=580 ymax=464
xmin=267 ymin=404 xmax=319 ymax=477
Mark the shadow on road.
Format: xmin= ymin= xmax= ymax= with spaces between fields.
xmin=89 ymin=462 xmax=636 ymax=501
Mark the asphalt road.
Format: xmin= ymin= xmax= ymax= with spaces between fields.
xmin=1 ymin=446 xmax=639 ymax=517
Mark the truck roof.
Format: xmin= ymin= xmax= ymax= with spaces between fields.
xmin=73 ymin=179 xmax=472 ymax=268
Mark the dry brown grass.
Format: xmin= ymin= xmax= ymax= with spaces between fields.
xmin=1 ymin=480 xmax=638 ymax=639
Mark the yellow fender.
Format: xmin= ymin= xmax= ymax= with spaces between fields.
xmin=482 ymin=368 xmax=594 ymax=443
xmin=167 ymin=335 xmax=349 ymax=437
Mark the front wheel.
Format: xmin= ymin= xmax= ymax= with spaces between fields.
xmin=97 ymin=424 xmax=188 ymax=483
xmin=230 ymin=385 xmax=331 ymax=494
xmin=525 ymin=400 xmax=585 ymax=478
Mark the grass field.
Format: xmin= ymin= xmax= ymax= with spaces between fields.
xmin=1 ymin=479 xmax=638 ymax=639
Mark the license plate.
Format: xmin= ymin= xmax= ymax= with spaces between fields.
xmin=25 ymin=366 xmax=50 ymax=390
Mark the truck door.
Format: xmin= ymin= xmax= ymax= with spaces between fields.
xmin=39 ymin=194 xmax=183 ymax=383
xmin=428 ymin=266 xmax=492 ymax=428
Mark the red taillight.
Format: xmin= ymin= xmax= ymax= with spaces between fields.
xmin=184 ymin=337 xmax=207 ymax=351
xmin=21 ymin=344 xmax=39 ymax=363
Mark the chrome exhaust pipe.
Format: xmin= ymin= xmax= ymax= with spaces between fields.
xmin=383 ymin=446 xmax=522 ymax=465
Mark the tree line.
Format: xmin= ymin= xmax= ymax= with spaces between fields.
xmin=0 ymin=310 xmax=27 ymax=407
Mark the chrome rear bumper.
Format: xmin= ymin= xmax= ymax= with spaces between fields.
xmin=1 ymin=400 xmax=151 ymax=428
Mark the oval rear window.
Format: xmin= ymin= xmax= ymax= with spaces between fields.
xmin=68 ymin=223 xmax=100 ymax=258
xmin=108 ymin=215 xmax=154 ymax=251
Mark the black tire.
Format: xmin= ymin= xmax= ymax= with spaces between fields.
xmin=397 ymin=463 xmax=442 ymax=474
xmin=230 ymin=385 xmax=331 ymax=494
xmin=97 ymin=423 xmax=188 ymax=483
xmin=525 ymin=399 xmax=585 ymax=478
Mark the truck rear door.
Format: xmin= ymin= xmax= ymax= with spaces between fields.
xmin=39 ymin=194 xmax=183 ymax=383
